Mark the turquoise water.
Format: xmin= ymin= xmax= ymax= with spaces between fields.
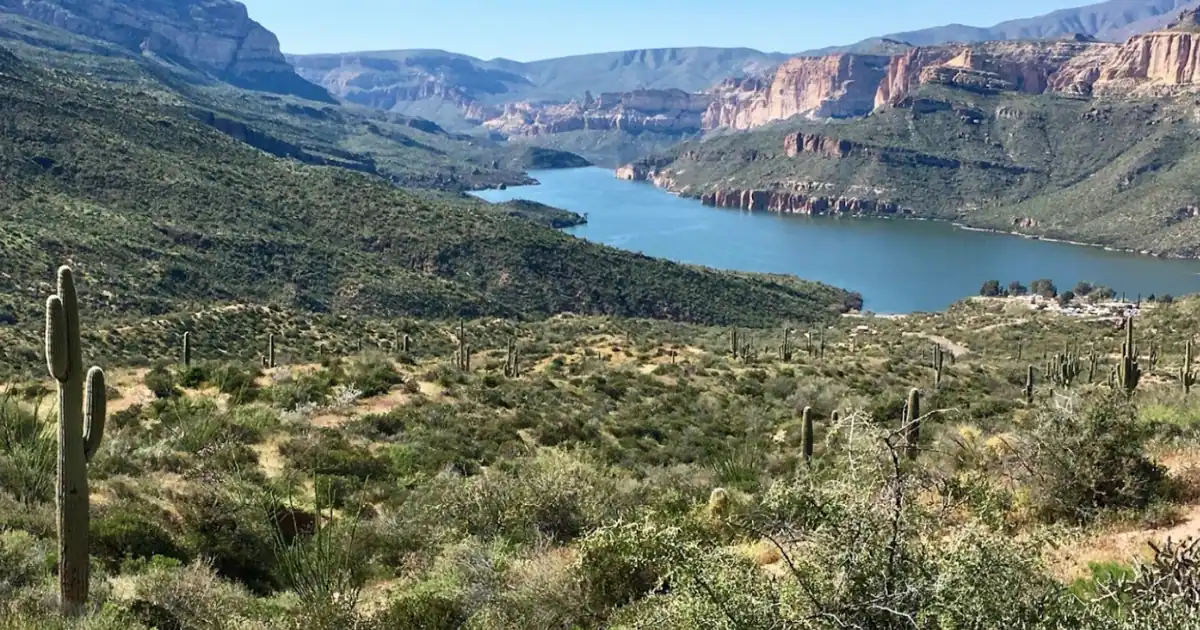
xmin=473 ymin=167 xmax=1200 ymax=313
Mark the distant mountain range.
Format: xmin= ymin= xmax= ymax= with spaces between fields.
xmin=801 ymin=0 xmax=1200 ymax=55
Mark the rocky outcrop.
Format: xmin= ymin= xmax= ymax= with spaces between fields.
xmin=1094 ymin=7 xmax=1200 ymax=92
xmin=784 ymin=133 xmax=855 ymax=158
xmin=703 ymin=54 xmax=890 ymax=131
xmin=484 ymin=89 xmax=712 ymax=137
xmin=699 ymin=189 xmax=907 ymax=216
xmin=875 ymin=40 xmax=1119 ymax=106
xmin=0 ymin=0 xmax=332 ymax=102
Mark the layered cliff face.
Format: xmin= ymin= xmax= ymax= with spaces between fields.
xmin=0 ymin=0 xmax=332 ymax=101
xmin=702 ymin=55 xmax=890 ymax=131
xmin=1094 ymin=8 xmax=1200 ymax=92
xmin=874 ymin=40 xmax=1120 ymax=107
xmin=485 ymin=89 xmax=712 ymax=137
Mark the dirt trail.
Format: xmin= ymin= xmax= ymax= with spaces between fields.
xmin=903 ymin=332 xmax=971 ymax=359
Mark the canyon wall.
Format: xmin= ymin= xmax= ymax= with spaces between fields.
xmin=484 ymin=89 xmax=712 ymax=136
xmin=0 ymin=0 xmax=332 ymax=102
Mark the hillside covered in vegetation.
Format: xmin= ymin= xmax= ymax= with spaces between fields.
xmin=624 ymin=82 xmax=1200 ymax=258
xmin=2 ymin=282 xmax=1200 ymax=628
xmin=0 ymin=41 xmax=859 ymax=336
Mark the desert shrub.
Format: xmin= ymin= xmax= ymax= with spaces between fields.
xmin=0 ymin=396 xmax=55 ymax=505
xmin=0 ymin=531 xmax=52 ymax=600
xmin=341 ymin=355 xmax=404 ymax=398
xmin=278 ymin=431 xmax=387 ymax=481
xmin=176 ymin=486 xmax=279 ymax=595
xmin=209 ymin=362 xmax=261 ymax=404
xmin=91 ymin=510 xmax=189 ymax=570
xmin=267 ymin=370 xmax=335 ymax=411
xmin=1025 ymin=392 xmax=1169 ymax=524
xmin=178 ymin=364 xmax=209 ymax=389
xmin=144 ymin=364 xmax=180 ymax=399
xmin=111 ymin=561 xmax=259 ymax=630
xmin=432 ymin=449 xmax=632 ymax=546
xmin=375 ymin=579 xmax=470 ymax=630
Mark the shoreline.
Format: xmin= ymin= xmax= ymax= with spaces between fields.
xmin=616 ymin=169 xmax=1195 ymax=262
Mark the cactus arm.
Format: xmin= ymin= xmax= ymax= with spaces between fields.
xmin=83 ymin=368 xmax=105 ymax=461
xmin=46 ymin=296 xmax=69 ymax=381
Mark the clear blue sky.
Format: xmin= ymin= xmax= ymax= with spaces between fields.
xmin=241 ymin=0 xmax=1092 ymax=60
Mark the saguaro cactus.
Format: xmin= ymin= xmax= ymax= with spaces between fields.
xmin=801 ymin=406 xmax=814 ymax=463
xmin=781 ymin=328 xmax=792 ymax=362
xmin=904 ymin=388 xmax=921 ymax=461
xmin=182 ymin=331 xmax=191 ymax=367
xmin=267 ymin=333 xmax=276 ymax=369
xmin=1024 ymin=365 xmax=1034 ymax=404
xmin=932 ymin=344 xmax=946 ymax=389
xmin=401 ymin=334 xmax=411 ymax=354
xmin=45 ymin=266 xmax=106 ymax=615
xmin=504 ymin=336 xmax=520 ymax=378
xmin=730 ymin=328 xmax=739 ymax=359
xmin=1118 ymin=316 xmax=1141 ymax=395
xmin=1183 ymin=339 xmax=1195 ymax=394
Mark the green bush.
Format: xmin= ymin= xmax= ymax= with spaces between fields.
xmin=0 ymin=396 xmax=55 ymax=505
xmin=144 ymin=365 xmax=180 ymax=399
xmin=91 ymin=510 xmax=189 ymax=570
xmin=1026 ymin=392 xmax=1169 ymax=524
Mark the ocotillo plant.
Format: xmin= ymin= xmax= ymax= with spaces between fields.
xmin=1118 ymin=316 xmax=1141 ymax=396
xmin=801 ymin=406 xmax=814 ymax=464
xmin=45 ymin=266 xmax=106 ymax=615
xmin=1024 ymin=365 xmax=1034 ymax=404
xmin=267 ymin=333 xmax=276 ymax=369
xmin=182 ymin=331 xmax=191 ymax=367
xmin=904 ymin=388 xmax=921 ymax=461
xmin=1183 ymin=339 xmax=1195 ymax=394
xmin=781 ymin=328 xmax=793 ymax=362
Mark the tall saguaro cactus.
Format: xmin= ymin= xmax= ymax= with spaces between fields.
xmin=1024 ymin=365 xmax=1034 ymax=404
xmin=1183 ymin=339 xmax=1195 ymax=395
xmin=932 ymin=344 xmax=945 ymax=389
xmin=267 ymin=333 xmax=276 ymax=369
xmin=801 ymin=406 xmax=814 ymax=464
xmin=1118 ymin=316 xmax=1141 ymax=396
xmin=904 ymin=388 xmax=921 ymax=461
xmin=45 ymin=266 xmax=106 ymax=615
xmin=781 ymin=328 xmax=792 ymax=362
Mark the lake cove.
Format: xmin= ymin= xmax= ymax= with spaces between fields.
xmin=474 ymin=167 xmax=1200 ymax=313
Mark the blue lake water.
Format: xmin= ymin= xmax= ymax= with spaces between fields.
xmin=473 ymin=167 xmax=1200 ymax=313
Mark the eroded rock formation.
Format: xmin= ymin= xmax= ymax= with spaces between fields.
xmin=485 ymin=89 xmax=712 ymax=136
xmin=699 ymin=189 xmax=906 ymax=216
xmin=0 ymin=0 xmax=332 ymax=101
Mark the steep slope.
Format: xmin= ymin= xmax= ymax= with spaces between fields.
xmin=803 ymin=0 xmax=1200 ymax=56
xmin=0 ymin=0 xmax=333 ymax=102
xmin=0 ymin=46 xmax=860 ymax=329
xmin=0 ymin=13 xmax=571 ymax=192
